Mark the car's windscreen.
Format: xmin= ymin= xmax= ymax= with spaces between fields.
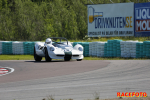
xmin=52 ymin=39 xmax=67 ymax=44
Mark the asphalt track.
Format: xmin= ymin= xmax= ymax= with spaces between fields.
xmin=0 ymin=60 xmax=150 ymax=100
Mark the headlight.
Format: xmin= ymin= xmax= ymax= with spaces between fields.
xmin=50 ymin=47 xmax=55 ymax=51
xmin=78 ymin=47 xmax=83 ymax=51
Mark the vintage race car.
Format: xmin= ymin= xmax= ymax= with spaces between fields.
xmin=34 ymin=37 xmax=84 ymax=62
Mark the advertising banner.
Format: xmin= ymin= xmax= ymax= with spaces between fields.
xmin=87 ymin=3 xmax=134 ymax=37
xmin=135 ymin=2 xmax=150 ymax=37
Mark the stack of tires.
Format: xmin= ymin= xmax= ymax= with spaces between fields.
xmin=12 ymin=42 xmax=24 ymax=55
xmin=104 ymin=40 xmax=122 ymax=57
xmin=83 ymin=42 xmax=89 ymax=57
xmin=0 ymin=41 xmax=3 ymax=54
xmin=89 ymin=42 xmax=92 ymax=56
xmin=106 ymin=40 xmax=113 ymax=57
xmin=139 ymin=42 xmax=143 ymax=58
xmin=120 ymin=41 xmax=125 ymax=57
xmin=130 ymin=41 xmax=138 ymax=58
xmin=136 ymin=42 xmax=142 ymax=58
xmin=113 ymin=40 xmax=122 ymax=57
xmin=125 ymin=41 xmax=132 ymax=58
xmin=2 ymin=41 xmax=12 ymax=55
xmin=92 ymin=42 xmax=97 ymax=57
xmin=23 ymin=42 xmax=35 ymax=55
xmin=97 ymin=42 xmax=101 ymax=57
xmin=143 ymin=41 xmax=147 ymax=57
xmin=104 ymin=43 xmax=108 ymax=57
xmin=143 ymin=41 xmax=150 ymax=58
xmin=114 ymin=40 xmax=122 ymax=57
xmin=121 ymin=41 xmax=138 ymax=58
xmin=97 ymin=42 xmax=105 ymax=57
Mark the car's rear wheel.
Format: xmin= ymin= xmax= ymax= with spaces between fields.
xmin=76 ymin=59 xmax=82 ymax=61
xmin=34 ymin=47 xmax=42 ymax=61
xmin=45 ymin=48 xmax=52 ymax=62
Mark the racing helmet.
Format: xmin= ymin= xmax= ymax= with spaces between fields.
xmin=45 ymin=38 xmax=52 ymax=44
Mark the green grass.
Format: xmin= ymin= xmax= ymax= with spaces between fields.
xmin=0 ymin=55 xmax=35 ymax=60
xmin=0 ymin=55 xmax=149 ymax=60
xmin=84 ymin=57 xmax=149 ymax=60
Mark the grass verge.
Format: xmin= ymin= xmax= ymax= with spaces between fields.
xmin=0 ymin=55 xmax=35 ymax=60
xmin=0 ymin=55 xmax=149 ymax=60
xmin=84 ymin=57 xmax=149 ymax=60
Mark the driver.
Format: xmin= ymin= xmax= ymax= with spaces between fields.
xmin=45 ymin=38 xmax=52 ymax=45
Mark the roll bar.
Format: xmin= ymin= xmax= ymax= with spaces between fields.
xmin=49 ymin=37 xmax=68 ymax=45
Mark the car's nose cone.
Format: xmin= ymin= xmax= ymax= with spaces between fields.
xmin=64 ymin=49 xmax=71 ymax=52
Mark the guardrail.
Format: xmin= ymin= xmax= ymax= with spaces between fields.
xmin=0 ymin=40 xmax=150 ymax=58
xmin=0 ymin=41 xmax=36 ymax=55
xmin=73 ymin=40 xmax=150 ymax=58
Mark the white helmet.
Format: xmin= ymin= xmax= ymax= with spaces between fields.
xmin=45 ymin=38 xmax=52 ymax=44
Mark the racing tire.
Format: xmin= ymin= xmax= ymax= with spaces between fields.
xmin=76 ymin=59 xmax=82 ymax=61
xmin=34 ymin=47 xmax=42 ymax=61
xmin=45 ymin=48 xmax=52 ymax=62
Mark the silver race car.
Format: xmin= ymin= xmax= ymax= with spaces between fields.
xmin=34 ymin=37 xmax=84 ymax=62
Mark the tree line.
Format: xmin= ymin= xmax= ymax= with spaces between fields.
xmin=0 ymin=0 xmax=149 ymax=41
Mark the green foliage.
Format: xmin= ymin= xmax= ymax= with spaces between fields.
xmin=0 ymin=0 xmax=149 ymax=41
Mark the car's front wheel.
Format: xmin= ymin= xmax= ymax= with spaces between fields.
xmin=45 ymin=48 xmax=52 ymax=62
xmin=76 ymin=59 xmax=82 ymax=61
xmin=34 ymin=47 xmax=42 ymax=61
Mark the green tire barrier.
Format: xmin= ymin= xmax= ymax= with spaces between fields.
xmin=0 ymin=41 xmax=35 ymax=55
xmin=82 ymin=42 xmax=89 ymax=57
xmin=2 ymin=41 xmax=13 ymax=55
xmin=0 ymin=40 xmax=150 ymax=58
xmin=136 ymin=42 xmax=143 ymax=58
xmin=23 ymin=42 xmax=35 ymax=55
xmin=143 ymin=41 xmax=150 ymax=58
xmin=0 ymin=41 xmax=3 ymax=54
xmin=104 ymin=40 xmax=122 ymax=57
xmin=104 ymin=43 xmax=108 ymax=57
